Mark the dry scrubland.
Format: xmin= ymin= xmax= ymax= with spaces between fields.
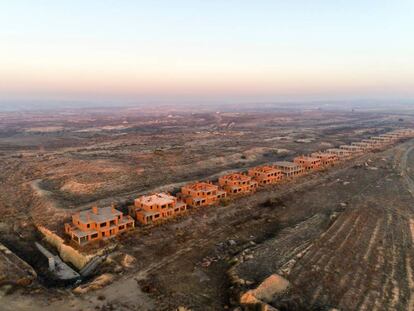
xmin=1 ymin=106 xmax=414 ymax=310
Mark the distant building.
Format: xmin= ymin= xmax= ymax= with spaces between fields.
xmin=394 ymin=129 xmax=414 ymax=137
xmin=293 ymin=156 xmax=322 ymax=172
xmin=177 ymin=182 xmax=226 ymax=207
xmin=248 ymin=165 xmax=284 ymax=185
xmin=339 ymin=145 xmax=364 ymax=154
xmin=219 ymin=173 xmax=258 ymax=195
xmin=311 ymin=152 xmax=338 ymax=167
xmin=325 ymin=148 xmax=352 ymax=160
xmin=273 ymin=161 xmax=304 ymax=178
xmin=351 ymin=142 xmax=372 ymax=151
xmin=370 ymin=136 xmax=392 ymax=144
xmin=361 ymin=139 xmax=382 ymax=148
xmin=130 ymin=193 xmax=187 ymax=225
xmin=64 ymin=205 xmax=134 ymax=246
xmin=381 ymin=133 xmax=399 ymax=139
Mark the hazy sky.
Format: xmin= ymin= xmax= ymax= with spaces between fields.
xmin=1 ymin=0 xmax=414 ymax=104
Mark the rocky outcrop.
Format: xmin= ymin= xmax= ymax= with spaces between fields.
xmin=240 ymin=274 xmax=289 ymax=311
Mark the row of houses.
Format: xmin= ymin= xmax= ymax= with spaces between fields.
xmin=64 ymin=128 xmax=414 ymax=246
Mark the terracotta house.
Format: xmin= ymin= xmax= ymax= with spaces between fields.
xmin=64 ymin=205 xmax=134 ymax=246
xmin=339 ymin=145 xmax=364 ymax=154
xmin=293 ymin=156 xmax=322 ymax=172
xmin=379 ymin=134 xmax=399 ymax=142
xmin=273 ymin=161 xmax=304 ymax=178
xmin=362 ymin=139 xmax=382 ymax=149
xmin=370 ymin=136 xmax=391 ymax=145
xmin=311 ymin=152 xmax=338 ymax=167
xmin=218 ymin=173 xmax=258 ymax=195
xmin=177 ymin=181 xmax=226 ymax=207
xmin=351 ymin=142 xmax=372 ymax=151
xmin=248 ymin=165 xmax=284 ymax=185
xmin=326 ymin=148 xmax=352 ymax=160
xmin=395 ymin=129 xmax=414 ymax=137
xmin=381 ymin=133 xmax=399 ymax=141
xmin=129 ymin=193 xmax=187 ymax=225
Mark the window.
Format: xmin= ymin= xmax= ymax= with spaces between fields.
xmin=87 ymin=223 xmax=90 ymax=228
xmin=91 ymin=233 xmax=98 ymax=239
xmin=100 ymin=222 xmax=106 ymax=228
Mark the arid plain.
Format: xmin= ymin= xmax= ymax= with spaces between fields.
xmin=1 ymin=105 xmax=414 ymax=311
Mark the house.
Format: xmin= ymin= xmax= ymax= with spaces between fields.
xmin=129 ymin=193 xmax=187 ymax=225
xmin=273 ymin=161 xmax=304 ymax=178
xmin=293 ymin=156 xmax=322 ymax=172
xmin=370 ymin=136 xmax=391 ymax=145
xmin=248 ymin=165 xmax=284 ymax=185
xmin=339 ymin=145 xmax=364 ymax=154
xmin=218 ymin=173 xmax=258 ymax=195
xmin=381 ymin=133 xmax=400 ymax=140
xmin=325 ymin=148 xmax=352 ymax=160
xmin=351 ymin=142 xmax=372 ymax=151
xmin=395 ymin=129 xmax=414 ymax=137
xmin=361 ymin=139 xmax=382 ymax=149
xmin=379 ymin=134 xmax=399 ymax=142
xmin=311 ymin=152 xmax=338 ymax=167
xmin=64 ymin=205 xmax=134 ymax=246
xmin=177 ymin=182 xmax=226 ymax=207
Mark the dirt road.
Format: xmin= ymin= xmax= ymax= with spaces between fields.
xmin=399 ymin=144 xmax=414 ymax=195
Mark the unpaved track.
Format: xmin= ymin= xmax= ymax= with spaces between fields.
xmin=398 ymin=140 xmax=414 ymax=311
xmin=399 ymin=142 xmax=414 ymax=194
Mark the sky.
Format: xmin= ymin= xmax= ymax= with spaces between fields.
xmin=0 ymin=0 xmax=414 ymax=105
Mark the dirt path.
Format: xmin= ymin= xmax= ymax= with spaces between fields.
xmin=399 ymin=142 xmax=414 ymax=194
xmin=398 ymin=140 xmax=414 ymax=311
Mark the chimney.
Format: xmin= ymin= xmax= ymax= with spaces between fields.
xmin=92 ymin=206 xmax=98 ymax=214
xmin=111 ymin=202 xmax=116 ymax=213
